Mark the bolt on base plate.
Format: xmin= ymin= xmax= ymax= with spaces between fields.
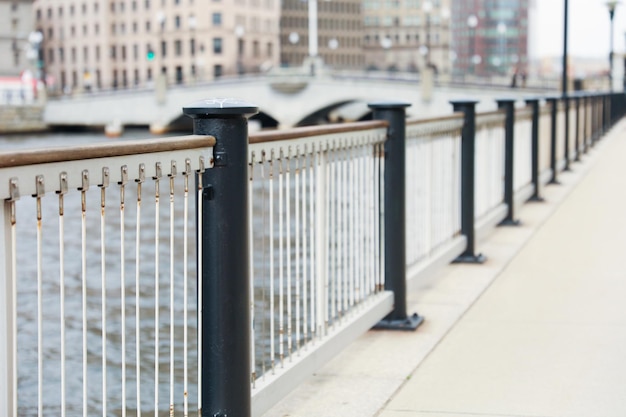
xmin=373 ymin=312 xmax=424 ymax=331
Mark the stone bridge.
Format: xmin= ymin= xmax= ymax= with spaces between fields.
xmin=44 ymin=72 xmax=541 ymax=132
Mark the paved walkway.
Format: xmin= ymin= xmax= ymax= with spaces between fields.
xmin=264 ymin=119 xmax=626 ymax=417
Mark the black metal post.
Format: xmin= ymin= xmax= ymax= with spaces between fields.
xmin=451 ymin=99 xmax=485 ymax=264
xmin=525 ymin=98 xmax=544 ymax=202
xmin=183 ymin=98 xmax=258 ymax=417
xmin=581 ymin=93 xmax=591 ymax=153
xmin=369 ymin=101 xmax=424 ymax=331
xmin=574 ymin=93 xmax=581 ymax=161
xmin=496 ymin=99 xmax=520 ymax=225
xmin=547 ymin=97 xmax=560 ymax=184
xmin=563 ymin=95 xmax=571 ymax=171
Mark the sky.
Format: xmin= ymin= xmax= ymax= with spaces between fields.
xmin=532 ymin=0 xmax=626 ymax=59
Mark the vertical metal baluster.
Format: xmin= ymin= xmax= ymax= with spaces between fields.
xmin=336 ymin=142 xmax=343 ymax=318
xmin=7 ymin=179 xmax=19 ymax=417
xmin=309 ymin=144 xmax=318 ymax=340
xmin=328 ymin=142 xmax=336 ymax=323
xmin=169 ymin=161 xmax=177 ymax=417
xmin=269 ymin=150 xmax=275 ymax=373
xmin=248 ymin=153 xmax=256 ymax=386
xmin=153 ymin=162 xmax=162 ymax=417
xmin=315 ymin=145 xmax=324 ymax=338
xmin=195 ymin=157 xmax=204 ymax=416
xmin=183 ymin=159 xmax=191 ymax=417
xmin=358 ymin=145 xmax=364 ymax=302
xmin=260 ymin=151 xmax=267 ymax=375
xmin=349 ymin=143 xmax=356 ymax=308
xmin=57 ymin=173 xmax=68 ymax=417
xmin=285 ymin=148 xmax=292 ymax=359
xmin=278 ymin=150 xmax=284 ymax=367
xmin=80 ymin=170 xmax=89 ymax=417
xmin=301 ymin=147 xmax=308 ymax=345
xmin=339 ymin=141 xmax=350 ymax=317
xmin=294 ymin=150 xmax=301 ymax=352
xmin=323 ymin=144 xmax=330 ymax=333
xmin=34 ymin=175 xmax=44 ymax=417
xmin=135 ymin=165 xmax=144 ymax=417
xmin=119 ymin=166 xmax=128 ymax=417
xmin=99 ymin=168 xmax=109 ymax=417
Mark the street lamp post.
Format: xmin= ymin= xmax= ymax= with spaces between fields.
xmin=423 ymin=0 xmax=432 ymax=69
xmin=467 ymin=15 xmax=478 ymax=75
xmin=497 ymin=22 xmax=507 ymax=75
xmin=606 ymin=1 xmax=620 ymax=91
xmin=155 ymin=11 xmax=166 ymax=104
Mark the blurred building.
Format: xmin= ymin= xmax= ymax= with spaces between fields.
xmin=0 ymin=0 xmax=34 ymax=76
xmin=33 ymin=0 xmax=281 ymax=93
xmin=362 ymin=0 xmax=452 ymax=75
xmin=451 ymin=0 xmax=530 ymax=78
xmin=280 ymin=0 xmax=364 ymax=70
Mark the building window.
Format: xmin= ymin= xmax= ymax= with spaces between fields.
xmin=213 ymin=38 xmax=222 ymax=54
xmin=71 ymin=26 xmax=76 ymax=36
xmin=212 ymin=12 xmax=222 ymax=26
xmin=190 ymin=38 xmax=195 ymax=55
xmin=111 ymin=2 xmax=115 ymax=12
xmin=82 ymin=3 xmax=86 ymax=14
xmin=36 ymin=9 xmax=41 ymax=20
xmin=147 ymin=68 xmax=152 ymax=81
xmin=94 ymin=2 xmax=98 ymax=12
xmin=253 ymin=40 xmax=259 ymax=57
xmin=71 ymin=47 xmax=76 ymax=62
xmin=132 ymin=0 xmax=137 ymax=10
xmin=70 ymin=4 xmax=75 ymax=14
xmin=214 ymin=64 xmax=223 ymax=78
xmin=47 ymin=28 xmax=53 ymax=39
xmin=175 ymin=40 xmax=182 ymax=56
xmin=58 ymin=6 xmax=63 ymax=16
xmin=161 ymin=40 xmax=167 ymax=57
xmin=133 ymin=44 xmax=139 ymax=59
xmin=121 ymin=45 xmax=126 ymax=60
xmin=83 ymin=25 xmax=87 ymax=35
xmin=83 ymin=46 xmax=88 ymax=61
xmin=175 ymin=15 xmax=181 ymax=29
xmin=145 ymin=0 xmax=150 ymax=8
xmin=47 ymin=8 xmax=52 ymax=18
xmin=133 ymin=22 xmax=137 ymax=33
xmin=146 ymin=21 xmax=151 ymax=31
xmin=95 ymin=23 xmax=99 ymax=34
xmin=267 ymin=42 xmax=272 ymax=58
xmin=48 ymin=48 xmax=54 ymax=63
xmin=111 ymin=45 xmax=116 ymax=59
xmin=96 ymin=45 xmax=100 ymax=60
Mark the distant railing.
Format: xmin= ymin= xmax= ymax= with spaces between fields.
xmin=1 ymin=91 xmax=623 ymax=417
xmin=405 ymin=114 xmax=463 ymax=268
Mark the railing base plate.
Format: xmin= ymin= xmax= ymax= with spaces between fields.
xmin=527 ymin=195 xmax=545 ymax=203
xmin=373 ymin=313 xmax=424 ymax=331
xmin=498 ymin=218 xmax=521 ymax=227
xmin=452 ymin=253 xmax=486 ymax=264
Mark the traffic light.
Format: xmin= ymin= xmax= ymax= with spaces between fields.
xmin=147 ymin=47 xmax=155 ymax=61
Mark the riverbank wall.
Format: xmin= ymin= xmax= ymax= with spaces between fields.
xmin=0 ymin=105 xmax=48 ymax=134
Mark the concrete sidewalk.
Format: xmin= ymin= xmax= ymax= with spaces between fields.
xmin=264 ymin=119 xmax=626 ymax=417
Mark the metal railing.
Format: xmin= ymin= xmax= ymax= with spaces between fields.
xmin=405 ymin=114 xmax=463 ymax=268
xmin=0 ymin=136 xmax=213 ymax=417
xmin=246 ymin=122 xmax=391 ymax=411
xmin=1 ymin=91 xmax=623 ymax=417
